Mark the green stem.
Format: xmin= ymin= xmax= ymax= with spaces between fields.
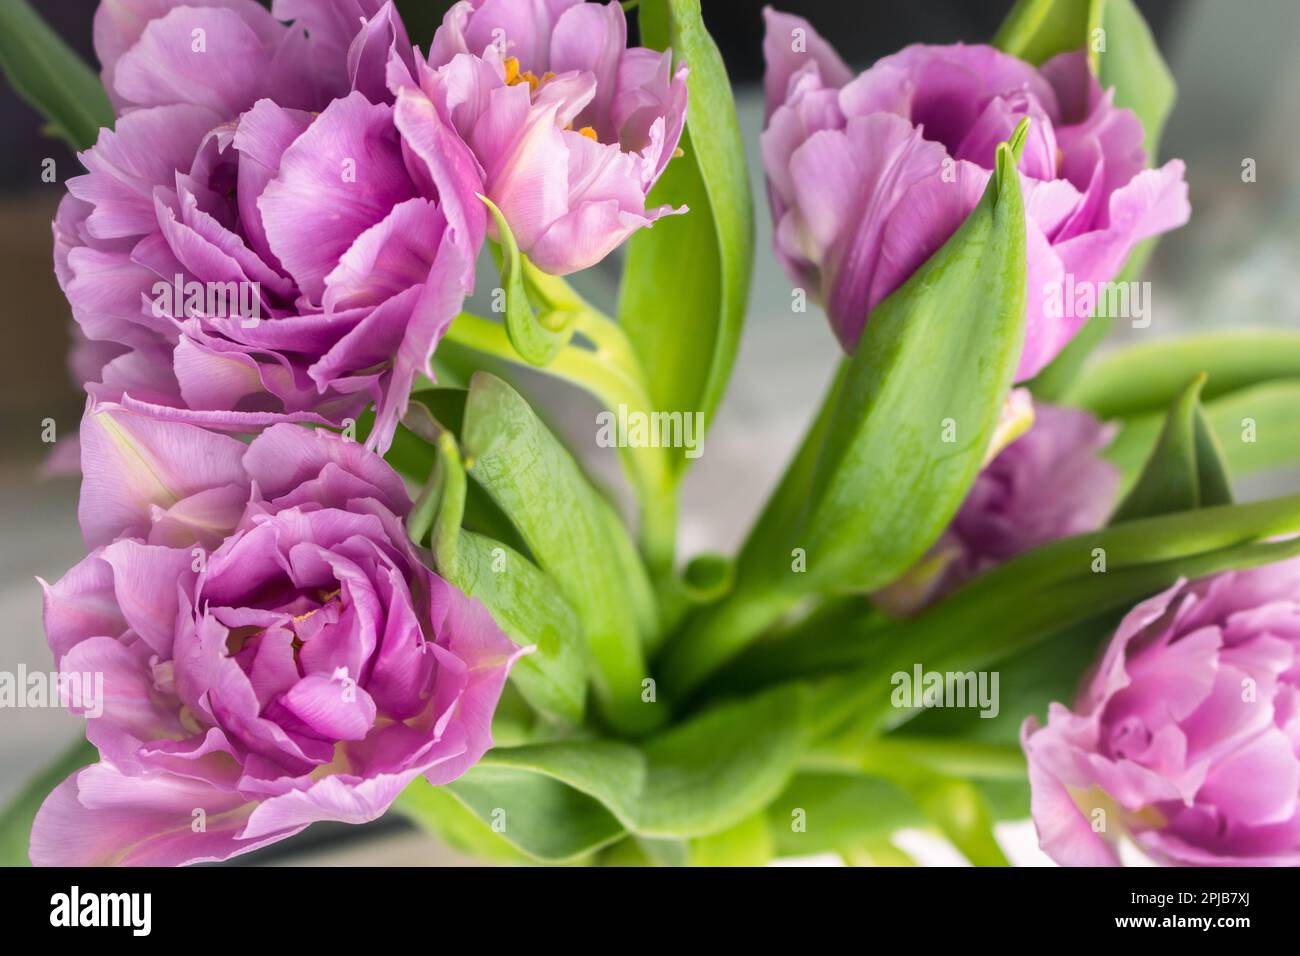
xmin=656 ymin=364 xmax=849 ymax=697
xmin=803 ymin=735 xmax=1027 ymax=782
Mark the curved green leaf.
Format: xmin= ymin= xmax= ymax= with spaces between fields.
xmin=446 ymin=765 xmax=625 ymax=862
xmin=1111 ymin=373 xmax=1232 ymax=522
xmin=470 ymin=740 xmax=647 ymax=828
xmin=394 ymin=777 xmax=531 ymax=864
xmin=767 ymin=773 xmax=920 ymax=858
xmin=460 ymin=372 xmax=661 ymax=734
xmin=1098 ymin=0 xmax=1176 ymax=159
xmin=405 ymin=687 xmax=804 ymax=861
xmin=1064 ymin=330 xmax=1300 ymax=419
xmin=414 ymin=428 xmax=587 ymax=724
xmin=689 ymin=811 xmax=772 ymax=866
xmin=619 ymin=0 xmax=753 ymax=474
xmin=0 ymin=0 xmax=113 ymax=149
xmin=1108 ymin=379 xmax=1300 ymax=487
xmin=801 ymin=141 xmax=1028 ymax=594
xmin=636 ymin=685 xmax=806 ymax=838
xmin=814 ymin=528 xmax=1300 ymax=739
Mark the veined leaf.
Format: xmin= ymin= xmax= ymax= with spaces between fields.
xmin=414 ymin=426 xmax=587 ymax=724
xmin=813 ymin=529 xmax=1300 ymax=740
xmin=414 ymin=686 xmax=805 ymax=860
xmin=394 ymin=777 xmax=531 ymax=864
xmin=800 ymin=141 xmax=1028 ymax=595
xmin=460 ymin=372 xmax=660 ymax=734
xmin=636 ymin=685 xmax=806 ymax=838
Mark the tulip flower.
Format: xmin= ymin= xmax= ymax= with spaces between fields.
xmin=1023 ymin=561 xmax=1300 ymax=866
xmin=31 ymin=402 xmax=520 ymax=865
xmin=391 ymin=0 xmax=689 ymax=275
xmin=761 ymin=8 xmax=1190 ymax=380
xmin=56 ymin=0 xmax=482 ymax=452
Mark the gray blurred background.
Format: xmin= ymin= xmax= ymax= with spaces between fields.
xmin=1 ymin=0 xmax=1297 ymax=864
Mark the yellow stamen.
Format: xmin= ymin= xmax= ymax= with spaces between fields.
xmin=577 ymin=126 xmax=598 ymax=141
xmin=504 ymin=57 xmax=555 ymax=93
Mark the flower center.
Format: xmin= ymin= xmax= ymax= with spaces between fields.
xmin=503 ymin=55 xmax=553 ymax=93
xmin=502 ymin=56 xmax=599 ymax=142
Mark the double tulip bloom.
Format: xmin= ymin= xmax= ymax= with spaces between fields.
xmin=408 ymin=0 xmax=689 ymax=274
xmin=1024 ymin=562 xmax=1300 ymax=866
xmin=56 ymin=0 xmax=687 ymax=452
xmin=761 ymin=8 xmax=1191 ymax=379
xmin=33 ymin=403 xmax=519 ymax=865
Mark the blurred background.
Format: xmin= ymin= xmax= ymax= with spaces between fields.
xmin=1 ymin=0 xmax=1297 ymax=865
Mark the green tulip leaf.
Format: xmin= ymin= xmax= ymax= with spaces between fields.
xmin=635 ymin=684 xmax=806 ymax=838
xmin=1063 ymin=330 xmax=1300 ymax=420
xmin=766 ymin=773 xmax=920 ymax=858
xmin=660 ymin=134 xmax=1029 ymax=696
xmin=994 ymin=0 xmax=1105 ymax=70
xmin=620 ymin=0 xmax=754 ymax=475
xmin=689 ymin=811 xmax=772 ymax=866
xmin=0 ymin=0 xmax=114 ymax=149
xmin=460 ymin=372 xmax=660 ymax=734
xmin=1107 ymin=379 xmax=1300 ymax=488
xmin=1111 ymin=374 xmax=1232 ymax=522
xmin=799 ymin=140 xmax=1028 ymax=597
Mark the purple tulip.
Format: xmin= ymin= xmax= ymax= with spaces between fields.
xmin=57 ymin=0 xmax=483 ymax=452
xmin=761 ymin=8 xmax=1191 ymax=380
xmin=30 ymin=402 xmax=520 ymax=865
xmin=875 ymin=401 xmax=1119 ymax=615
xmin=389 ymin=0 xmax=688 ymax=275
xmin=1022 ymin=561 xmax=1300 ymax=866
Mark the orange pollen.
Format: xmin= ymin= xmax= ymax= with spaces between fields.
xmin=577 ymin=126 xmax=598 ymax=141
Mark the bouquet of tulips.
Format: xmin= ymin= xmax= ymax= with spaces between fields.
xmin=2 ymin=0 xmax=1298 ymax=869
